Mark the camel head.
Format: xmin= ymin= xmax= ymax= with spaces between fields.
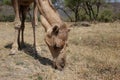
xmin=44 ymin=23 xmax=70 ymax=70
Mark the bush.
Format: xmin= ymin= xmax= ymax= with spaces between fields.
xmin=114 ymin=13 xmax=120 ymax=20
xmin=2 ymin=0 xmax=11 ymax=6
xmin=0 ymin=15 xmax=14 ymax=22
xmin=98 ymin=9 xmax=113 ymax=22
xmin=79 ymin=10 xmax=90 ymax=21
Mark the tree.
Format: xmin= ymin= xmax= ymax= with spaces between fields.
xmin=82 ymin=0 xmax=104 ymax=21
xmin=64 ymin=0 xmax=81 ymax=22
xmin=64 ymin=0 xmax=105 ymax=22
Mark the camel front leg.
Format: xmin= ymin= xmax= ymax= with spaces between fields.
xmin=10 ymin=0 xmax=21 ymax=54
xmin=34 ymin=2 xmax=38 ymax=26
xmin=21 ymin=7 xmax=27 ymax=48
xmin=11 ymin=0 xmax=21 ymax=26
xmin=31 ymin=3 xmax=38 ymax=58
xmin=33 ymin=2 xmax=42 ymax=54
xmin=32 ymin=21 xmax=38 ymax=58
xmin=11 ymin=25 xmax=21 ymax=55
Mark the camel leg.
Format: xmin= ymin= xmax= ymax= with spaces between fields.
xmin=32 ymin=21 xmax=38 ymax=57
xmin=34 ymin=2 xmax=42 ymax=53
xmin=31 ymin=3 xmax=38 ymax=57
xmin=21 ymin=21 xmax=25 ymax=48
xmin=11 ymin=0 xmax=21 ymax=26
xmin=11 ymin=24 xmax=21 ymax=54
xmin=33 ymin=2 xmax=37 ymax=51
xmin=34 ymin=2 xmax=38 ymax=26
xmin=21 ymin=7 xmax=27 ymax=48
xmin=11 ymin=0 xmax=21 ymax=54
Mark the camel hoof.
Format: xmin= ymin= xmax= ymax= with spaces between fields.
xmin=10 ymin=48 xmax=18 ymax=55
xmin=36 ymin=46 xmax=41 ymax=53
xmin=14 ymin=21 xmax=21 ymax=27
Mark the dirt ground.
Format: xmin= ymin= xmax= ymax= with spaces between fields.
xmin=0 ymin=22 xmax=120 ymax=80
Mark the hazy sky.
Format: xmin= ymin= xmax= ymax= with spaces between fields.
xmin=109 ymin=0 xmax=120 ymax=2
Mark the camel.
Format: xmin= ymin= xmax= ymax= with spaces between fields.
xmin=35 ymin=0 xmax=70 ymax=70
xmin=11 ymin=0 xmax=38 ymax=56
xmin=11 ymin=0 xmax=70 ymax=70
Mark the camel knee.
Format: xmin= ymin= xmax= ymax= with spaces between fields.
xmin=14 ymin=26 xmax=20 ymax=30
xmin=14 ymin=20 xmax=21 ymax=28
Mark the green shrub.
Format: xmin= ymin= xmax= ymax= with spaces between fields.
xmin=117 ymin=13 xmax=120 ymax=20
xmin=114 ymin=13 xmax=120 ymax=20
xmin=2 ymin=0 xmax=11 ymax=6
xmin=98 ymin=9 xmax=113 ymax=22
xmin=80 ymin=13 xmax=90 ymax=21
xmin=0 ymin=15 xmax=14 ymax=22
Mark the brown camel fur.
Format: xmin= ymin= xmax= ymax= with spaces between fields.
xmin=11 ymin=0 xmax=38 ymax=56
xmin=35 ymin=0 xmax=70 ymax=70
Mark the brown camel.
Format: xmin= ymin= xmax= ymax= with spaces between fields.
xmin=11 ymin=0 xmax=70 ymax=70
xmin=35 ymin=0 xmax=70 ymax=70
xmin=11 ymin=0 xmax=38 ymax=56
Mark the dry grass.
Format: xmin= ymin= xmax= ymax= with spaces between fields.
xmin=0 ymin=22 xmax=120 ymax=80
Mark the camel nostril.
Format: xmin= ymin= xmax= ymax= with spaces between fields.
xmin=53 ymin=45 xmax=58 ymax=49
xmin=60 ymin=63 xmax=65 ymax=68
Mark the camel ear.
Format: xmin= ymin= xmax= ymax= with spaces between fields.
xmin=47 ymin=25 xmax=59 ymax=37
xmin=52 ymin=25 xmax=59 ymax=35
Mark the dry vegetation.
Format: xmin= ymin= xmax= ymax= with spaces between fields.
xmin=0 ymin=22 xmax=120 ymax=80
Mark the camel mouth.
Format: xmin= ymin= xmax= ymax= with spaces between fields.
xmin=53 ymin=44 xmax=64 ymax=50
